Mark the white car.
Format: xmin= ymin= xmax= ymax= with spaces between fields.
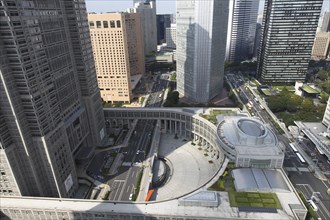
xmin=129 ymin=193 xmax=133 ymax=200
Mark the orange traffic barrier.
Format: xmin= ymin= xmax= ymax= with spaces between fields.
xmin=145 ymin=189 xmax=155 ymax=201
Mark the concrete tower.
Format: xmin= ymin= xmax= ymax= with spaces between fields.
xmin=129 ymin=0 xmax=157 ymax=55
xmin=0 ymin=0 xmax=105 ymax=198
xmin=176 ymin=0 xmax=229 ymax=103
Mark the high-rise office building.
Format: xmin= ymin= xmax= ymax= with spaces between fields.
xmin=226 ymin=0 xmax=259 ymax=62
xmin=128 ymin=0 xmax=157 ymax=55
xmin=311 ymin=32 xmax=330 ymax=60
xmin=166 ymin=24 xmax=177 ymax=49
xmin=320 ymin=11 xmax=330 ymax=32
xmin=176 ymin=0 xmax=229 ymax=103
xmin=0 ymin=0 xmax=105 ymax=198
xmin=253 ymin=23 xmax=262 ymax=57
xmin=257 ymin=0 xmax=323 ymax=83
xmin=88 ymin=13 xmax=145 ymax=103
xmin=323 ymin=97 xmax=330 ymax=132
xmin=157 ymin=14 xmax=172 ymax=44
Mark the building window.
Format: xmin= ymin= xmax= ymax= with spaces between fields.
xmin=110 ymin=20 xmax=115 ymax=28
xmin=96 ymin=21 xmax=101 ymax=28
xmin=103 ymin=21 xmax=108 ymax=28
xmin=89 ymin=21 xmax=94 ymax=28
xmin=116 ymin=20 xmax=121 ymax=28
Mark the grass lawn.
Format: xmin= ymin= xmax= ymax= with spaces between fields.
xmin=201 ymin=110 xmax=235 ymax=125
xmin=261 ymin=88 xmax=272 ymax=96
xmin=301 ymin=84 xmax=320 ymax=94
xmin=272 ymin=85 xmax=295 ymax=91
xmin=229 ymin=191 xmax=282 ymax=209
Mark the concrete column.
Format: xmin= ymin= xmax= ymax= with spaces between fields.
xmin=175 ymin=121 xmax=177 ymax=135
xmin=179 ymin=121 xmax=182 ymax=137
xmin=169 ymin=120 xmax=172 ymax=134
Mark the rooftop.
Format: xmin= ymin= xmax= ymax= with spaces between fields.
xmin=301 ymin=84 xmax=320 ymax=94
xmin=237 ymin=119 xmax=266 ymax=137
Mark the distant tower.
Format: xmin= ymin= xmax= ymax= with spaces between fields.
xmin=176 ymin=0 xmax=229 ymax=103
xmin=257 ymin=0 xmax=323 ymax=84
xmin=320 ymin=11 xmax=330 ymax=32
xmin=323 ymin=97 xmax=330 ymax=132
xmin=129 ymin=0 xmax=157 ymax=54
xmin=166 ymin=24 xmax=177 ymax=49
xmin=226 ymin=0 xmax=259 ymax=62
xmin=88 ymin=13 xmax=145 ymax=103
xmin=157 ymin=14 xmax=172 ymax=44
xmin=0 ymin=0 xmax=105 ymax=198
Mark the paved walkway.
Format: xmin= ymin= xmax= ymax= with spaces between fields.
xmin=153 ymin=133 xmax=218 ymax=201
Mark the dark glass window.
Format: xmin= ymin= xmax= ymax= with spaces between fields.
xmin=96 ymin=21 xmax=101 ymax=28
xmin=89 ymin=21 xmax=94 ymax=28
xmin=116 ymin=20 xmax=121 ymax=28
xmin=103 ymin=21 xmax=108 ymax=28
xmin=110 ymin=20 xmax=115 ymax=28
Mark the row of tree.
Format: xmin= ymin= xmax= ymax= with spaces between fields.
xmin=267 ymin=88 xmax=326 ymax=126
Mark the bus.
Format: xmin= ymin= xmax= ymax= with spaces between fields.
xmin=307 ymin=199 xmax=318 ymax=212
xmin=296 ymin=152 xmax=306 ymax=164
xmin=289 ymin=143 xmax=298 ymax=153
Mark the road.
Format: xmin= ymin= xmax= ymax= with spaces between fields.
xmin=227 ymin=73 xmax=330 ymax=219
xmin=107 ymin=70 xmax=169 ymax=201
xmin=292 ymin=173 xmax=330 ymax=220
xmin=107 ymin=119 xmax=155 ymax=201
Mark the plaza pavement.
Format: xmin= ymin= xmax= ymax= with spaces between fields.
xmin=153 ymin=133 xmax=219 ymax=200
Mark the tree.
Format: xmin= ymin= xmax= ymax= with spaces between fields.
xmin=319 ymin=81 xmax=330 ymax=94
xmin=320 ymin=93 xmax=329 ymax=104
xmin=268 ymin=95 xmax=287 ymax=112
xmin=163 ymin=91 xmax=179 ymax=107
xmin=317 ymin=70 xmax=329 ymax=81
xmin=300 ymin=99 xmax=314 ymax=112
xmin=287 ymin=94 xmax=303 ymax=112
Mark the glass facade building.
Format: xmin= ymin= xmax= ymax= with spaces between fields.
xmin=257 ymin=0 xmax=323 ymax=83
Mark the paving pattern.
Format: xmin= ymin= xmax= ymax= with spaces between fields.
xmin=153 ymin=133 xmax=218 ymax=200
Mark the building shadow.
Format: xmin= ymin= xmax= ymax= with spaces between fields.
xmin=177 ymin=1 xmax=228 ymax=104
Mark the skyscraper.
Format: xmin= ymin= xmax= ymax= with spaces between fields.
xmin=0 ymin=0 xmax=105 ymax=198
xmin=311 ymin=32 xmax=330 ymax=60
xmin=128 ymin=0 xmax=157 ymax=55
xmin=176 ymin=0 xmax=229 ymax=103
xmin=320 ymin=11 xmax=330 ymax=32
xmin=257 ymin=0 xmax=323 ymax=83
xmin=157 ymin=14 xmax=172 ymax=44
xmin=226 ymin=0 xmax=259 ymax=62
xmin=88 ymin=12 xmax=145 ymax=103
xmin=322 ymin=97 xmax=330 ymax=132
xmin=166 ymin=24 xmax=177 ymax=49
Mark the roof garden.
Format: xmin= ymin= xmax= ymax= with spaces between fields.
xmin=301 ymin=85 xmax=320 ymax=94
